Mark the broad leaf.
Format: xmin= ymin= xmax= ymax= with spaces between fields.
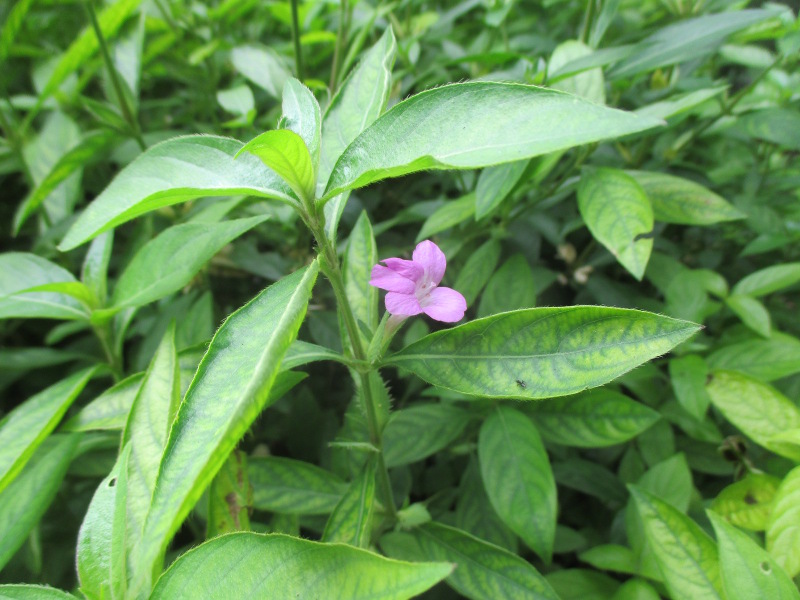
xmin=732 ymin=263 xmax=800 ymax=297
xmin=455 ymin=458 xmax=517 ymax=552
xmin=237 ymin=129 xmax=315 ymax=202
xmin=111 ymin=216 xmax=268 ymax=309
xmin=629 ymin=486 xmax=724 ymax=600
xmin=549 ymin=40 xmax=605 ymax=104
xmin=578 ymin=168 xmax=653 ymax=280
xmin=59 ymin=136 xmax=293 ymax=251
xmin=711 ymin=473 xmax=780 ymax=531
xmin=477 ymin=253 xmax=537 ymax=318
xmin=129 ymin=262 xmax=319 ymax=596
xmin=323 ymin=82 xmax=662 ymax=200
xmin=384 ymin=306 xmax=699 ymax=399
xmin=281 ymin=78 xmax=321 ymax=168
xmin=230 ymin=45 xmax=289 ymax=99
xmin=707 ymin=333 xmax=800 ymax=382
xmin=249 ymin=456 xmax=346 ymax=514
xmin=526 ymin=389 xmax=660 ymax=447
xmin=383 ymin=403 xmax=471 ymax=468
xmin=725 ymin=295 xmax=771 ymax=338
xmin=322 ymin=457 xmax=376 ymax=547
xmin=708 ymin=511 xmax=800 ymax=600
xmin=150 ymin=533 xmax=451 ymax=600
xmin=627 ymin=170 xmax=744 ymax=225
xmin=479 ymin=406 xmax=556 ymax=562
xmin=669 ymin=355 xmax=712 ymax=420
xmin=0 ymin=253 xmax=88 ymax=320
xmin=0 ymin=368 xmax=94 ymax=493
xmin=767 ymin=466 xmax=800 ymax=578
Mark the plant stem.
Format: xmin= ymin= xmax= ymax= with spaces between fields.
xmin=93 ymin=320 xmax=123 ymax=381
xmin=307 ymin=213 xmax=398 ymax=521
xmin=290 ymin=0 xmax=304 ymax=81
xmin=82 ymin=0 xmax=146 ymax=151
xmin=329 ymin=0 xmax=348 ymax=92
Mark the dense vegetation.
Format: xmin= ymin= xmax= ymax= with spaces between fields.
xmin=1 ymin=0 xmax=799 ymax=598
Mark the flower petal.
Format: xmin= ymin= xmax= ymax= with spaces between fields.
xmin=370 ymin=264 xmax=417 ymax=293
xmin=385 ymin=292 xmax=423 ymax=316
xmin=421 ymin=287 xmax=467 ymax=322
xmin=383 ymin=258 xmax=424 ymax=282
xmin=412 ymin=240 xmax=446 ymax=286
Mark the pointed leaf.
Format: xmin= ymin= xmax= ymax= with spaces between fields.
xmin=475 ymin=160 xmax=529 ymax=220
xmin=237 ymin=129 xmax=315 ymax=202
xmin=732 ymin=263 xmax=800 ymax=298
xmin=343 ymin=210 xmax=379 ymax=334
xmin=323 ymin=457 xmax=377 ymax=547
xmin=0 ymin=253 xmax=88 ymax=320
xmin=249 ymin=456 xmax=346 ymax=514
xmin=282 ymin=78 xmax=321 ymax=168
xmin=0 ymin=586 xmax=77 ymax=599
xmin=383 ymin=403 xmax=471 ymax=468
xmin=384 ymin=306 xmax=700 ymax=399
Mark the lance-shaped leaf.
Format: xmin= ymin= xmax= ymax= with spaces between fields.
xmin=383 ymin=404 xmax=471 ymax=468
xmin=237 ymin=129 xmax=316 ymax=203
xmin=129 ymin=262 xmax=319 ymax=596
xmin=77 ymin=444 xmax=132 ymax=600
xmin=323 ymin=82 xmax=662 ymax=201
xmin=0 ymin=368 xmax=95 ymax=493
xmin=383 ymin=306 xmax=699 ymax=399
xmin=322 ymin=456 xmax=376 ymax=547
xmin=629 ymin=485 xmax=724 ymax=600
xmin=732 ymin=263 xmax=800 ymax=298
xmin=708 ymin=511 xmax=800 ymax=600
xmin=150 ymin=533 xmax=452 ymax=600
xmin=578 ymin=168 xmax=654 ymax=280
xmin=767 ymin=466 xmax=800 ymax=578
xmin=0 ymin=253 xmax=89 ymax=320
xmin=343 ymin=210 xmax=379 ymax=334
xmin=249 ymin=456 xmax=347 ymax=515
xmin=63 ymin=374 xmax=143 ymax=432
xmin=111 ymin=216 xmax=268 ymax=309
xmin=479 ymin=407 xmax=556 ymax=563
xmin=281 ymin=78 xmax=321 ymax=168
xmin=59 ymin=136 xmax=293 ymax=251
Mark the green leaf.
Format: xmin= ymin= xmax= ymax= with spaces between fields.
xmin=578 ymin=168 xmax=653 ymax=280
xmin=725 ymin=295 xmax=771 ymax=338
xmin=207 ymin=450 xmax=251 ymax=537
xmin=111 ymin=216 xmax=268 ymax=309
xmin=707 ymin=333 xmax=800 ymax=382
xmin=635 ymin=86 xmax=728 ymax=121
xmin=230 ymin=45 xmax=289 ymax=99
xmin=708 ymin=511 xmax=800 ymax=600
xmin=609 ymin=9 xmax=780 ymax=78
xmin=578 ymin=544 xmax=637 ymax=575
xmin=322 ymin=456 xmax=376 ymax=547
xmin=82 ymin=231 xmax=114 ymax=308
xmin=767 ymin=466 xmax=800 ymax=578
xmin=610 ymin=579 xmax=661 ymax=600
xmin=281 ymin=78 xmax=321 ymax=169
xmin=545 ymin=569 xmax=620 ymax=599
xmin=477 ymin=254 xmax=537 ymax=318
xmin=13 ymin=131 xmax=118 ymax=234
xmin=0 ymin=253 xmax=89 ymax=320
xmin=384 ymin=306 xmax=699 ymax=399
xmin=628 ymin=485 xmax=724 ymax=600
xmin=627 ymin=170 xmax=744 ymax=225
xmin=59 ymin=136 xmax=293 ymax=251
xmin=122 ymin=324 xmax=180 ymax=557
xmin=237 ymin=129 xmax=316 ymax=203
xmin=711 ymin=473 xmax=781 ymax=531
xmin=732 ymin=263 xmax=800 ymax=298
xmin=323 ymin=82 xmax=662 ymax=200
xmin=416 ymin=194 xmax=475 ymax=242
xmin=383 ymin=403 xmax=471 ymax=468
xmin=526 ymin=388 xmax=660 ymax=447
xmin=706 ymin=370 xmax=800 ymax=461
xmin=0 ymin=586 xmax=77 ymax=599
xmin=130 ymin=263 xmax=319 ymax=596
xmin=453 ymin=239 xmax=501 ymax=307
xmin=281 ymin=340 xmax=348 ymax=370
xmin=475 ymin=160 xmax=529 ymax=220
xmin=76 ymin=444 xmax=132 ymax=600
xmin=391 ymin=522 xmax=559 ymax=600
xmin=479 ymin=406 xmax=556 ymax=562
xmin=736 ymin=108 xmax=800 ymax=151
xmin=249 ymin=456 xmax=346 ymax=514
xmin=343 ymin=210 xmax=379 ymax=335
xmin=554 ymin=458 xmax=628 ymax=505
xmin=150 ymin=532 xmax=452 ymax=600
xmin=319 ymin=27 xmax=396 ymax=239
xmin=669 ymin=355 xmax=712 ymax=420
xmin=549 ymin=40 xmax=605 ymax=104
xmin=455 ymin=458 xmax=517 ymax=553
xmin=637 ymin=453 xmax=693 ymax=513
xmin=62 ymin=373 xmax=143 ymax=432
xmin=0 ymin=0 xmax=36 ymax=61
xmin=0 ymin=368 xmax=95 ymax=493
xmin=0 ymin=435 xmax=80 ymax=570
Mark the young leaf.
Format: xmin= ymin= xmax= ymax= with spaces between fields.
xmin=0 ymin=253 xmax=89 ymax=320
xmin=323 ymin=82 xmax=662 ymax=200
xmin=249 ymin=456 xmax=347 ymax=514
xmin=150 ymin=533 xmax=452 ymax=600
xmin=76 ymin=444 xmax=132 ymax=600
xmin=237 ymin=129 xmax=316 ymax=203
xmin=628 ymin=485 xmax=724 ymax=600
xmin=343 ymin=210 xmax=379 ymax=335
xmin=731 ymin=263 xmax=800 ymax=298
xmin=525 ymin=388 xmax=660 ymax=447
xmin=129 ymin=263 xmax=319 ymax=596
xmin=383 ymin=403 xmax=471 ymax=468
xmin=111 ymin=216 xmax=268 ymax=309
xmin=59 ymin=136 xmax=293 ymax=251
xmin=0 ymin=368 xmax=95 ymax=493
xmin=383 ymin=306 xmax=699 ymax=399
xmin=578 ymin=168 xmax=653 ymax=280
xmin=706 ymin=370 xmax=800 ymax=461
xmin=322 ymin=456 xmax=377 ymax=547
xmin=766 ymin=466 xmax=800 ymax=578
xmin=708 ymin=511 xmax=800 ymax=600
xmin=627 ymin=170 xmax=744 ymax=225
xmin=711 ymin=474 xmax=781 ymax=531
xmin=281 ymin=78 xmax=321 ymax=168
xmin=0 ymin=435 xmax=80 ymax=570
xmin=479 ymin=406 xmax=556 ymax=562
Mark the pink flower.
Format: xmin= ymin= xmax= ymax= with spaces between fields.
xmin=369 ymin=240 xmax=467 ymax=323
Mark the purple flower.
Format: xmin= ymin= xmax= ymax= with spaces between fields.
xmin=369 ymin=240 xmax=467 ymax=323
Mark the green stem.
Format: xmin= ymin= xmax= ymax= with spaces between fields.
xmin=290 ymin=0 xmax=304 ymax=81
xmin=82 ymin=0 xmax=146 ymax=151
xmin=308 ymin=213 xmax=398 ymax=521
xmin=580 ymin=0 xmax=597 ymax=45
xmin=94 ymin=321 xmax=123 ymax=381
xmin=0 ymin=94 xmax=34 ymax=187
xmin=329 ymin=0 xmax=348 ymax=92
